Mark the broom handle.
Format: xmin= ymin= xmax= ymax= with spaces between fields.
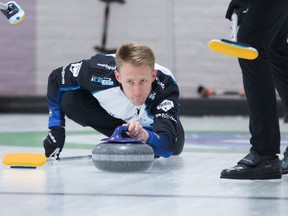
xmin=0 ymin=2 xmax=8 ymax=10
xmin=231 ymin=13 xmax=238 ymax=42
xmin=47 ymin=155 xmax=92 ymax=164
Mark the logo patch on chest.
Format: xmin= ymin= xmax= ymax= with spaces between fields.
xmin=90 ymin=75 xmax=114 ymax=86
xmin=157 ymin=100 xmax=174 ymax=112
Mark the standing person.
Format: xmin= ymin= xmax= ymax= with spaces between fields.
xmin=43 ymin=42 xmax=185 ymax=159
xmin=221 ymin=0 xmax=288 ymax=179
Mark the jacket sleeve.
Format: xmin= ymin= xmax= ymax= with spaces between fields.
xmin=146 ymin=70 xmax=181 ymax=158
xmin=47 ymin=63 xmax=82 ymax=128
xmin=148 ymin=96 xmax=180 ymax=158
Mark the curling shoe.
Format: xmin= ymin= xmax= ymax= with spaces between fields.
xmin=221 ymin=151 xmax=282 ymax=180
xmin=282 ymin=147 xmax=288 ymax=175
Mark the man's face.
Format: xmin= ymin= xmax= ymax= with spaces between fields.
xmin=114 ymin=62 xmax=157 ymax=106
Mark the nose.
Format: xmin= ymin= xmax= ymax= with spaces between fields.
xmin=133 ymin=85 xmax=142 ymax=97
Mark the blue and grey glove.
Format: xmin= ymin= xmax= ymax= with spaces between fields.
xmin=43 ymin=127 xmax=65 ymax=159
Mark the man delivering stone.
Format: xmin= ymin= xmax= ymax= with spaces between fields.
xmin=43 ymin=42 xmax=185 ymax=159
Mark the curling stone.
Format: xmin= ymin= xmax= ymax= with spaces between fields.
xmin=92 ymin=126 xmax=154 ymax=172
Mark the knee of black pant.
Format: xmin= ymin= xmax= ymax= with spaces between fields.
xmin=172 ymin=121 xmax=185 ymax=155
xmin=173 ymin=139 xmax=184 ymax=156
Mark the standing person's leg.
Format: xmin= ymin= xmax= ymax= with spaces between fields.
xmin=60 ymin=90 xmax=126 ymax=136
xmin=221 ymin=0 xmax=288 ymax=179
xmin=237 ymin=0 xmax=288 ymax=155
xmin=271 ymin=17 xmax=288 ymax=114
xmin=270 ymin=16 xmax=288 ymax=174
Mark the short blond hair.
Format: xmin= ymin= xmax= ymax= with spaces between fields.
xmin=115 ymin=42 xmax=155 ymax=72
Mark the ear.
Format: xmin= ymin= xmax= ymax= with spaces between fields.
xmin=114 ymin=70 xmax=121 ymax=83
xmin=152 ymin=70 xmax=157 ymax=81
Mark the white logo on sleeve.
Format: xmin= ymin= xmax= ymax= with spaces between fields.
xmin=157 ymin=100 xmax=174 ymax=112
xmin=70 ymin=62 xmax=83 ymax=77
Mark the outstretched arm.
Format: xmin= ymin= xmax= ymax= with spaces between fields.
xmin=124 ymin=118 xmax=175 ymax=158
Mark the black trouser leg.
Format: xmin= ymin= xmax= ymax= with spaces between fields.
xmin=271 ymin=17 xmax=288 ymax=114
xmin=60 ymin=90 xmax=125 ymax=136
xmin=172 ymin=120 xmax=185 ymax=155
xmin=237 ymin=0 xmax=288 ymax=155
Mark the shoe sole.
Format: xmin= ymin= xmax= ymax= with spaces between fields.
xmin=220 ymin=172 xmax=282 ymax=180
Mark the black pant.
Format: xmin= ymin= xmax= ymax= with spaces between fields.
xmin=61 ymin=90 xmax=126 ymax=137
xmin=237 ymin=0 xmax=288 ymax=155
xmin=60 ymin=90 xmax=184 ymax=155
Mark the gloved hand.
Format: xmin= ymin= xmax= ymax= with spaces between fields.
xmin=226 ymin=0 xmax=251 ymax=24
xmin=43 ymin=127 xmax=65 ymax=159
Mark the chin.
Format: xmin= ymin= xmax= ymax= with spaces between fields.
xmin=133 ymin=102 xmax=144 ymax=106
xmin=132 ymin=101 xmax=144 ymax=106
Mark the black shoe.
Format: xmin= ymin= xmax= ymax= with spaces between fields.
xmin=282 ymin=147 xmax=288 ymax=175
xmin=221 ymin=152 xmax=282 ymax=180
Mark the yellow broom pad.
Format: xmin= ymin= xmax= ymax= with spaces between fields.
xmin=208 ymin=39 xmax=258 ymax=60
xmin=2 ymin=153 xmax=47 ymax=167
